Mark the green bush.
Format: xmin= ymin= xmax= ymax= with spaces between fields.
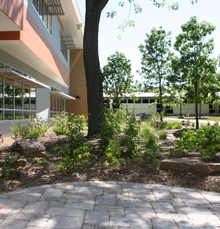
xmin=52 ymin=112 xmax=70 ymax=135
xmin=166 ymin=121 xmax=183 ymax=129
xmin=170 ymin=125 xmax=220 ymax=161
xmin=11 ymin=115 xmax=49 ymax=139
xmin=56 ymin=114 xmax=94 ymax=173
xmin=98 ymin=107 xmax=141 ymax=168
xmin=139 ymin=122 xmax=159 ymax=145
xmin=144 ymin=144 xmax=161 ymax=169
xmin=0 ymin=153 xmax=23 ymax=180
xmin=148 ymin=113 xmax=166 ymax=129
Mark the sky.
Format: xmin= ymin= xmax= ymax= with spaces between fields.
xmin=76 ymin=0 xmax=220 ymax=82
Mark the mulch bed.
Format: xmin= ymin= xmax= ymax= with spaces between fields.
xmin=0 ymin=128 xmax=220 ymax=194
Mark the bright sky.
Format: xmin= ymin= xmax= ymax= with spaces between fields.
xmin=76 ymin=0 xmax=220 ymax=81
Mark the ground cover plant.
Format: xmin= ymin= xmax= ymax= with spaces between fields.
xmin=1 ymin=111 xmax=220 ymax=194
xmin=11 ymin=115 xmax=49 ymax=140
xmin=170 ymin=124 xmax=220 ymax=161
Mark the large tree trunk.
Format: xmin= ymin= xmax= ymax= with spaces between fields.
xmin=83 ymin=0 xmax=108 ymax=136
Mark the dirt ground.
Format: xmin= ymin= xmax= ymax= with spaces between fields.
xmin=0 ymin=128 xmax=220 ymax=194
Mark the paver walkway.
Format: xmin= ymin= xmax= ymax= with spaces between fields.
xmin=0 ymin=181 xmax=220 ymax=229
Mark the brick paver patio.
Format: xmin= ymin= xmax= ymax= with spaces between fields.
xmin=1 ymin=181 xmax=220 ymax=228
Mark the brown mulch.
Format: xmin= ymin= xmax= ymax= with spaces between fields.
xmin=0 ymin=128 xmax=220 ymax=194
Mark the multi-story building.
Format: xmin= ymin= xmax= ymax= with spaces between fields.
xmin=0 ymin=0 xmax=88 ymax=134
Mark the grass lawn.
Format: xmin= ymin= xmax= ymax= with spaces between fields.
xmin=165 ymin=116 xmax=220 ymax=122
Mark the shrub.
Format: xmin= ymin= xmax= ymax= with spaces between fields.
xmin=98 ymin=108 xmax=124 ymax=153
xmin=148 ymin=113 xmax=166 ymax=129
xmin=139 ymin=122 xmax=159 ymax=145
xmin=170 ymin=125 xmax=220 ymax=161
xmin=56 ymin=114 xmax=94 ymax=172
xmin=99 ymin=107 xmax=141 ymax=168
xmin=11 ymin=115 xmax=49 ymax=139
xmin=166 ymin=121 xmax=183 ymax=129
xmin=52 ymin=112 xmax=70 ymax=135
xmin=0 ymin=153 xmax=23 ymax=180
xmin=144 ymin=144 xmax=161 ymax=169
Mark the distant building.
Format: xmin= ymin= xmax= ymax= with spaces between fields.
xmin=104 ymin=92 xmax=218 ymax=116
xmin=0 ymin=0 xmax=88 ymax=133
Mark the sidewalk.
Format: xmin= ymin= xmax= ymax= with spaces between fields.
xmin=1 ymin=181 xmax=220 ymax=228
xmin=164 ymin=118 xmax=220 ymax=126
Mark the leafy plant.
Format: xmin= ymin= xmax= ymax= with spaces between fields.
xmin=148 ymin=113 xmax=166 ymax=129
xmin=170 ymin=125 xmax=220 ymax=160
xmin=139 ymin=122 xmax=159 ymax=145
xmin=11 ymin=115 xmax=49 ymax=139
xmin=0 ymin=153 xmax=22 ymax=180
xmin=144 ymin=144 xmax=161 ymax=169
xmin=56 ymin=114 xmax=94 ymax=172
xmin=103 ymin=140 xmax=124 ymax=168
xmin=166 ymin=121 xmax=183 ymax=129
xmin=98 ymin=108 xmax=123 ymax=153
xmin=52 ymin=112 xmax=70 ymax=135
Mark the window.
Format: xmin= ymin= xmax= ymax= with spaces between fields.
xmin=4 ymin=78 xmax=14 ymax=109
xmin=128 ymin=99 xmax=134 ymax=103
xmin=150 ymin=99 xmax=155 ymax=103
xmin=135 ymin=99 xmax=141 ymax=103
xmin=50 ymin=87 xmax=71 ymax=117
xmin=15 ymin=81 xmax=22 ymax=109
xmin=0 ymin=63 xmax=37 ymax=121
xmin=121 ymin=98 xmax=126 ymax=103
xmin=0 ymin=75 xmax=3 ymax=109
xmin=142 ymin=99 xmax=148 ymax=103
xmin=32 ymin=0 xmax=52 ymax=34
xmin=60 ymin=38 xmax=68 ymax=61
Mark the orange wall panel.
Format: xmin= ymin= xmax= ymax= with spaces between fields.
xmin=70 ymin=49 xmax=88 ymax=116
xmin=0 ymin=0 xmax=23 ymax=29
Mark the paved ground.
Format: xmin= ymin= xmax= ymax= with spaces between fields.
xmin=164 ymin=118 xmax=219 ymax=126
xmin=1 ymin=181 xmax=220 ymax=228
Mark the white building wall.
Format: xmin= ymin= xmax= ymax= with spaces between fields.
xmin=36 ymin=88 xmax=50 ymax=119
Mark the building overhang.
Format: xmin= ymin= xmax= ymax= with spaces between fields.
xmin=60 ymin=32 xmax=75 ymax=49
xmin=45 ymin=0 xmax=65 ymax=15
xmin=59 ymin=0 xmax=84 ymax=49
xmin=50 ymin=91 xmax=76 ymax=100
xmin=0 ymin=10 xmax=21 ymax=31
xmin=0 ymin=68 xmax=49 ymax=89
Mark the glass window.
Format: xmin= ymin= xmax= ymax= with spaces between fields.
xmin=61 ymin=39 xmax=68 ymax=61
xmin=15 ymin=111 xmax=22 ymax=119
xmin=31 ymin=88 xmax=36 ymax=110
xmin=143 ymin=99 xmax=148 ymax=103
xmin=128 ymin=99 xmax=134 ymax=103
xmin=15 ymin=81 xmax=22 ymax=109
xmin=121 ymin=98 xmax=126 ymax=103
xmin=167 ymin=110 xmax=173 ymax=114
xmin=4 ymin=110 xmax=13 ymax=120
xmin=0 ymin=75 xmax=3 ymax=108
xmin=23 ymin=84 xmax=30 ymax=110
xmin=32 ymin=0 xmax=52 ymax=34
xmin=4 ymin=78 xmax=14 ymax=109
xmin=24 ymin=111 xmax=30 ymax=119
xmin=150 ymin=99 xmax=155 ymax=103
xmin=135 ymin=99 xmax=141 ymax=103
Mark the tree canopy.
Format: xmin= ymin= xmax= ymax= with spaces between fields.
xmin=103 ymin=51 xmax=135 ymax=108
xmin=83 ymin=0 xmax=198 ymax=136
xmin=172 ymin=16 xmax=217 ymax=129
xmin=139 ymin=27 xmax=173 ymax=121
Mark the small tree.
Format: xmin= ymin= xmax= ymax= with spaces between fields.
xmin=139 ymin=27 xmax=174 ymax=122
xmin=173 ymin=16 xmax=217 ymax=129
xmin=103 ymin=51 xmax=135 ymax=108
